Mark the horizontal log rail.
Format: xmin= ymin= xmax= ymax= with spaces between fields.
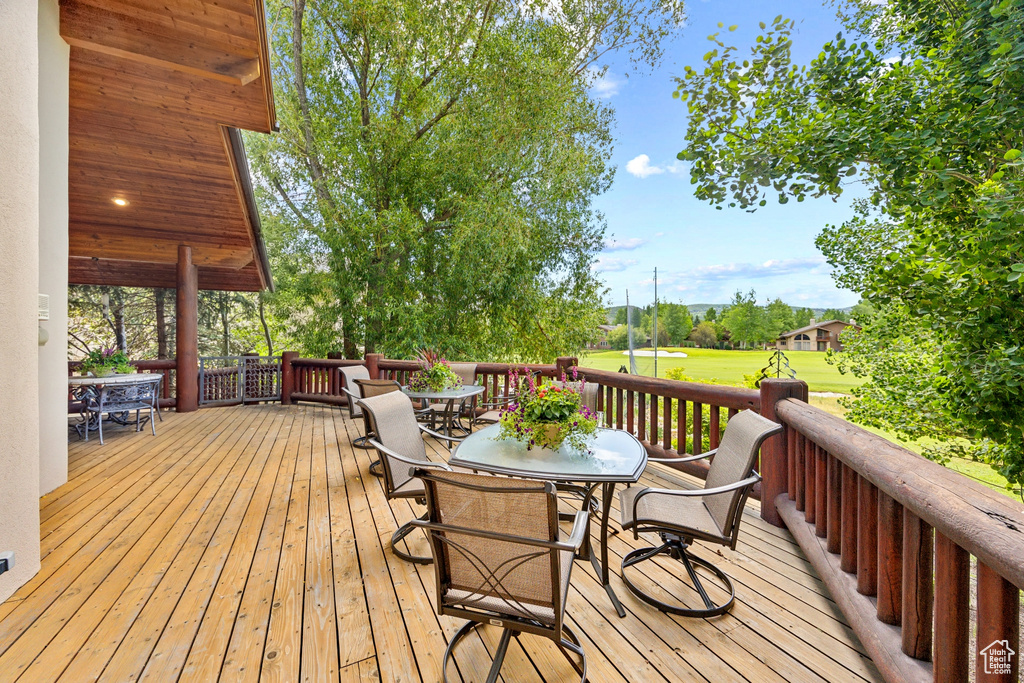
xmin=774 ymin=397 xmax=1024 ymax=683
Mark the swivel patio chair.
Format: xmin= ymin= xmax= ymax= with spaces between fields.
xmin=411 ymin=468 xmax=589 ymax=682
xmin=425 ymin=362 xmax=478 ymax=435
xmin=619 ymin=409 xmax=782 ymax=617
xmin=354 ymin=377 xmax=403 ymax=478
xmin=471 ymin=369 xmax=542 ymax=428
xmin=339 ymin=365 xmax=372 ymax=449
xmin=358 ymin=390 xmax=463 ymax=564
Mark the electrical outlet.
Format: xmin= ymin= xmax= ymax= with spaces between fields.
xmin=0 ymin=551 xmax=13 ymax=576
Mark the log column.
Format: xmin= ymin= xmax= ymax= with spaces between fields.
xmin=758 ymin=378 xmax=809 ymax=526
xmin=175 ymin=245 xmax=199 ymax=412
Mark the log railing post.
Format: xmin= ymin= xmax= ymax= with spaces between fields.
xmin=280 ymin=351 xmax=297 ymax=405
xmin=901 ymin=509 xmax=932 ymax=660
xmin=758 ymin=378 xmax=808 ymax=526
xmin=976 ymin=561 xmax=1019 ymax=682
xmin=175 ymin=245 xmax=199 ymax=412
xmin=934 ymin=533 xmax=970 ymax=683
xmin=365 ymin=353 xmax=382 ymax=380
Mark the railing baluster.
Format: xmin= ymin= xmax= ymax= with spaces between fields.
xmin=804 ymin=438 xmax=816 ymax=525
xmin=857 ymin=477 xmax=878 ymax=596
xmin=934 ymin=533 xmax=969 ymax=683
xmin=692 ymin=402 xmax=702 ymax=455
xmin=604 ymin=386 xmax=612 ymax=426
xmin=826 ymin=453 xmax=841 ymax=553
xmin=626 ymin=389 xmax=635 ymax=435
xmin=637 ymin=393 xmax=646 ymax=442
xmin=709 ymin=404 xmax=720 ymax=450
xmin=677 ymin=399 xmax=686 ymax=453
xmin=615 ymin=387 xmax=624 ymax=430
xmin=788 ymin=426 xmax=797 ymax=501
xmin=795 ymin=432 xmax=806 ymax=512
xmin=728 ymin=407 xmax=738 ymax=420
xmin=662 ymin=396 xmax=672 ymax=450
xmin=650 ymin=394 xmax=658 ymax=445
xmin=815 ymin=445 xmax=827 ymax=538
xmin=840 ymin=463 xmax=858 ymax=573
xmin=876 ymin=492 xmax=902 ymax=624
xmin=901 ymin=509 xmax=932 ymax=660
xmin=976 ymin=561 xmax=1019 ymax=682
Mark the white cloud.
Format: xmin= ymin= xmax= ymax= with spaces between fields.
xmin=589 ymin=67 xmax=623 ymax=99
xmin=603 ymin=237 xmax=648 ymax=251
xmin=592 ymin=256 xmax=638 ymax=272
xmin=625 ymin=154 xmax=665 ymax=178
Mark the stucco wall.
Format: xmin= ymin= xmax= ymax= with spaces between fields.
xmin=0 ymin=0 xmax=43 ymax=601
xmin=38 ymin=0 xmax=70 ymax=496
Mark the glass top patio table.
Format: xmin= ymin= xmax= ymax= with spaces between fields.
xmin=400 ymin=384 xmax=486 ymax=401
xmin=449 ymin=423 xmax=647 ymax=483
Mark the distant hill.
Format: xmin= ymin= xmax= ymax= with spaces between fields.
xmin=606 ymin=303 xmax=853 ymax=323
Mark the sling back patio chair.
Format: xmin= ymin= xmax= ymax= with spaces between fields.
xmin=339 ymin=365 xmax=372 ymax=449
xmin=423 ymin=362 xmax=478 ymax=434
xmin=84 ymin=376 xmax=161 ymax=445
xmin=354 ymin=378 xmax=405 ymax=478
xmin=358 ymin=390 xmax=463 ymax=564
xmin=411 ymin=468 xmax=589 ymax=683
xmin=619 ymin=409 xmax=782 ymax=617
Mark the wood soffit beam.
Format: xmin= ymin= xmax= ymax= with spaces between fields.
xmin=60 ymin=0 xmax=261 ymax=85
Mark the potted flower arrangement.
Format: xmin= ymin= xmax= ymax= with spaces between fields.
xmin=79 ymin=348 xmax=134 ymax=377
xmin=498 ymin=367 xmax=598 ymax=450
xmin=408 ymin=349 xmax=463 ymax=392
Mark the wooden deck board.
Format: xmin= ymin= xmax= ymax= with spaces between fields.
xmin=0 ymin=405 xmax=883 ymax=682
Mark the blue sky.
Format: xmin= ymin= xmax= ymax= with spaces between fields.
xmin=590 ymin=0 xmax=865 ymax=309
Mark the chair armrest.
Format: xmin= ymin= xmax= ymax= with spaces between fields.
xmin=418 ymin=424 xmax=465 ymax=445
xmin=632 ymin=474 xmax=762 ymax=520
xmin=367 ymin=439 xmax=453 ymax=471
xmin=648 ymin=448 xmax=718 ymax=464
xmin=409 ymin=518 xmax=585 ymax=553
xmin=562 ymin=511 xmax=589 ymax=551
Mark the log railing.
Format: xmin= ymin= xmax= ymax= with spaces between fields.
xmin=772 ymin=396 xmax=1024 ymax=683
xmin=282 ymin=353 xmax=366 ymax=406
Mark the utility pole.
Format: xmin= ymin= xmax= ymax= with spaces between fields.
xmin=653 ymin=267 xmax=658 ymax=378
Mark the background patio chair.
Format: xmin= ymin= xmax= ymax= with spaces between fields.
xmin=339 ymin=365 xmax=372 ymax=449
xmin=618 ymin=409 xmax=782 ymax=617
xmin=85 ymin=377 xmax=161 ymax=445
xmin=358 ymin=390 xmax=462 ymax=564
xmin=425 ymin=362 xmax=478 ymax=434
xmin=354 ymin=378 xmax=404 ymax=478
xmin=471 ymin=369 xmax=542 ymax=428
xmin=412 ymin=468 xmax=589 ymax=683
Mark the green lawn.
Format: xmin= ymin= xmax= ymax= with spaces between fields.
xmin=580 ymin=347 xmax=863 ymax=393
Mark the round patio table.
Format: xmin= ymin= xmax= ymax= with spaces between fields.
xmin=449 ymin=423 xmax=647 ymax=618
xmin=401 ymin=384 xmax=486 ymax=437
xmin=69 ymin=372 xmax=164 ymax=437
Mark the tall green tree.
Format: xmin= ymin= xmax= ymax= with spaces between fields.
xmin=675 ymin=0 xmax=1024 ymax=486
xmin=721 ymin=290 xmax=770 ymax=347
xmin=663 ymin=303 xmax=693 ymax=344
xmin=249 ymin=0 xmax=684 ymax=361
xmin=764 ymin=298 xmax=795 ymax=338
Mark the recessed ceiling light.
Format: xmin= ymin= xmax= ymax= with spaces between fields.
xmin=112 ymin=198 xmax=128 ymax=206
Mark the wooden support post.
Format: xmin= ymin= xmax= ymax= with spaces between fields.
xmin=876 ymin=492 xmax=903 ymax=625
xmin=901 ymin=509 xmax=932 ymax=660
xmin=840 ymin=463 xmax=858 ymax=574
xmin=365 ymin=353 xmax=382 ymax=380
xmin=826 ymin=454 xmax=841 ymax=553
xmin=175 ymin=245 xmax=199 ymax=412
xmin=280 ymin=351 xmax=297 ymax=405
xmin=815 ymin=445 xmax=827 ymax=538
xmin=976 ymin=562 xmax=1019 ymax=682
xmin=934 ymin=533 xmax=970 ymax=683
xmin=804 ymin=437 xmax=816 ymax=525
xmin=758 ymin=378 xmax=808 ymax=527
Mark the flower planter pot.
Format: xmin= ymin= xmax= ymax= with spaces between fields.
xmin=538 ymin=423 xmax=563 ymax=449
xmin=93 ymin=366 xmax=117 ymax=378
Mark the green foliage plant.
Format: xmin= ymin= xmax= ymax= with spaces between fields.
xmin=407 ymin=349 xmax=463 ymax=392
xmin=79 ymin=348 xmax=134 ymax=375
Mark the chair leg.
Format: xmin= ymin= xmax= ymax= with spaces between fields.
xmin=620 ymin=537 xmax=736 ymax=618
xmin=98 ymin=414 xmax=104 ymax=445
xmin=150 ymin=407 xmax=157 ymax=436
xmin=368 ymin=459 xmax=384 ymax=477
xmin=391 ymin=511 xmax=433 ymax=564
xmin=353 ymin=433 xmax=376 ymax=450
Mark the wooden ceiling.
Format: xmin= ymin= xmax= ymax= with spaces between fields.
xmin=62 ymin=0 xmax=276 ymax=291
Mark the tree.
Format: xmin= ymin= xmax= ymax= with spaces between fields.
xmin=793 ymin=307 xmax=815 ymax=328
xmin=764 ymin=298 xmax=795 ymax=338
xmin=249 ymin=0 xmax=684 ymax=361
xmin=607 ymin=324 xmax=630 ymax=350
xmin=821 ymin=308 xmax=851 ymax=323
xmin=613 ymin=307 xmax=628 ymax=326
xmin=704 ymin=307 xmax=717 ymax=322
xmin=688 ymin=321 xmax=718 ymax=348
xmin=721 ymin=290 xmax=770 ymax=348
xmin=663 ymin=303 xmax=693 ymax=344
xmin=675 ymin=1 xmax=1024 ymax=486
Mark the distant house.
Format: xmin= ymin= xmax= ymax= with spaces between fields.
xmin=777 ymin=319 xmax=861 ymax=352
xmin=589 ymin=324 xmax=617 ymax=350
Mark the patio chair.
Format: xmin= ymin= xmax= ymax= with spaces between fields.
xmin=85 ymin=377 xmax=161 ymax=445
xmin=354 ymin=378 xmax=403 ymax=478
xmin=619 ymin=409 xmax=782 ymax=617
xmin=339 ymin=365 xmax=372 ymax=449
xmin=425 ymin=362 xmax=478 ymax=434
xmin=411 ymin=468 xmax=589 ymax=683
xmin=471 ymin=369 xmax=543 ymax=427
xmin=358 ymin=390 xmax=463 ymax=564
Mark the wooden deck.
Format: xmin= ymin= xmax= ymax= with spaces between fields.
xmin=0 ymin=405 xmax=882 ymax=682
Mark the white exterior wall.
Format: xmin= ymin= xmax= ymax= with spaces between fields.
xmin=38 ymin=0 xmax=70 ymax=495
xmin=0 ymin=0 xmax=43 ymax=601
